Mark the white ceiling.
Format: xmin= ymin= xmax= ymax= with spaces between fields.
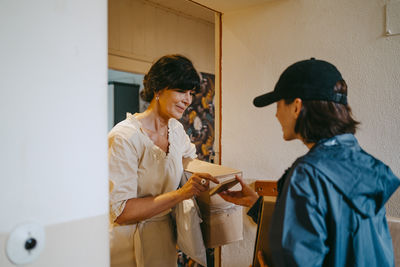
xmin=147 ymin=0 xmax=215 ymax=23
xmin=190 ymin=0 xmax=275 ymax=13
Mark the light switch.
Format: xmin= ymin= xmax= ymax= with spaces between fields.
xmin=386 ymin=1 xmax=400 ymax=36
xmin=6 ymin=222 xmax=45 ymax=265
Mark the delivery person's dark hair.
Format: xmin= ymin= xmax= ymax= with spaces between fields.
xmin=284 ymin=79 xmax=360 ymax=143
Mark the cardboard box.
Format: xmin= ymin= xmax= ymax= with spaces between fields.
xmin=183 ymin=159 xmax=243 ymax=248
xmin=200 ymin=205 xmax=243 ymax=248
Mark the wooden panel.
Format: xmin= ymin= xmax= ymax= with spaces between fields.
xmin=252 ymin=180 xmax=278 ymax=266
xmin=191 ymin=0 xmax=275 ymax=13
xmin=143 ymin=2 xmax=157 ymax=59
xmin=108 ymin=0 xmax=215 ymax=74
xmin=108 ymin=0 xmax=120 ymax=50
xmin=255 ymin=180 xmax=278 ymax=197
xmin=388 ymin=216 xmax=400 ymax=266
xmin=119 ymin=0 xmax=133 ymax=54
xmin=132 ymin=0 xmax=147 ymax=58
xmin=252 ymin=196 xmax=276 ymax=267
xmin=108 ymin=54 xmax=151 ymax=74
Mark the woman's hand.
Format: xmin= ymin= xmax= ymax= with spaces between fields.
xmin=218 ymin=175 xmax=259 ymax=207
xmin=116 ymin=173 xmax=218 ymax=224
xmin=178 ymin=172 xmax=219 ymax=199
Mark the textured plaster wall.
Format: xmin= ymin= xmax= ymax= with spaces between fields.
xmin=220 ymin=0 xmax=400 ymax=266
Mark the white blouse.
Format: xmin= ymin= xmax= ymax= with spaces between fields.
xmin=108 ymin=113 xmax=197 ymax=222
xmin=108 ymin=114 xmax=197 ymax=267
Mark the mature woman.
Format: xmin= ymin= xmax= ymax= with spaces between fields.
xmin=220 ymin=58 xmax=400 ymax=267
xmin=108 ymin=55 xmax=217 ymax=267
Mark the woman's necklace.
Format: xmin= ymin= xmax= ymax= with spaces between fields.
xmin=159 ymin=127 xmax=168 ymax=137
xmin=143 ymin=126 xmax=168 ymax=137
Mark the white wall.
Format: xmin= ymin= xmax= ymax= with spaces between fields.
xmin=220 ymin=0 xmax=400 ymax=266
xmin=0 ymin=0 xmax=109 ymax=266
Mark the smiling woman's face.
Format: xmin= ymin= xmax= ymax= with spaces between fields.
xmin=157 ymin=88 xmax=194 ymax=119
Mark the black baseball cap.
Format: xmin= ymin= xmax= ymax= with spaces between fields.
xmin=253 ymin=58 xmax=347 ymax=107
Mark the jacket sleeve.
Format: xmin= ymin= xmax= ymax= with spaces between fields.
xmin=247 ymin=196 xmax=263 ymax=223
xmin=270 ymin=164 xmax=329 ymax=267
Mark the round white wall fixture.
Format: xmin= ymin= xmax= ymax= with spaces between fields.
xmin=6 ymin=222 xmax=45 ymax=265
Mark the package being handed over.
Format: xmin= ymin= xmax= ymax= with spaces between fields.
xmin=183 ymin=159 xmax=243 ymax=248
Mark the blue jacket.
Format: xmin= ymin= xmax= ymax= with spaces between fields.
xmin=265 ymin=134 xmax=399 ymax=266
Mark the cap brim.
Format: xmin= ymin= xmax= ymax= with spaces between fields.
xmin=253 ymin=92 xmax=280 ymax=107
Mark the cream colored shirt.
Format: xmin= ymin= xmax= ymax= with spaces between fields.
xmin=108 ymin=113 xmax=196 ymax=267
xmin=109 ymin=113 xmax=197 ymax=221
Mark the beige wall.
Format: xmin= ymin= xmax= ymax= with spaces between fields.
xmin=108 ymin=0 xmax=215 ymax=74
xmin=220 ymin=0 xmax=400 ymax=266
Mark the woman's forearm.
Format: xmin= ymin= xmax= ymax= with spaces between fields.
xmin=115 ymin=172 xmax=217 ymax=225
xmin=115 ymin=189 xmax=186 ymax=225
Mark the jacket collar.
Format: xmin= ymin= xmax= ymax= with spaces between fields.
xmin=313 ymin=133 xmax=359 ymax=150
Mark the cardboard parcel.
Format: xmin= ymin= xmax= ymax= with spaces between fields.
xmin=183 ymin=159 xmax=243 ymax=248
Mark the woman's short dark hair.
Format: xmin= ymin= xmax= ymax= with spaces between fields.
xmin=141 ymin=54 xmax=200 ymax=102
xmin=284 ymin=80 xmax=360 ymax=143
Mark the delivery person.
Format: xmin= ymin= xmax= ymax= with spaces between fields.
xmin=220 ymin=58 xmax=400 ymax=267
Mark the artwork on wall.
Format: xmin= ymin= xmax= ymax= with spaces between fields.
xmin=179 ymin=72 xmax=216 ymax=266
xmin=180 ymin=72 xmax=215 ymax=162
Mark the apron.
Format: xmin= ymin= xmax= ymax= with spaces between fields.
xmin=110 ymin=213 xmax=177 ymax=267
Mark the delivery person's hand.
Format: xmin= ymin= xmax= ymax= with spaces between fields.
xmin=218 ymin=175 xmax=259 ymax=207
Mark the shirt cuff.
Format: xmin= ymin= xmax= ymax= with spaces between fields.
xmin=247 ymin=196 xmax=263 ymax=224
xmin=110 ymin=200 xmax=128 ymax=223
